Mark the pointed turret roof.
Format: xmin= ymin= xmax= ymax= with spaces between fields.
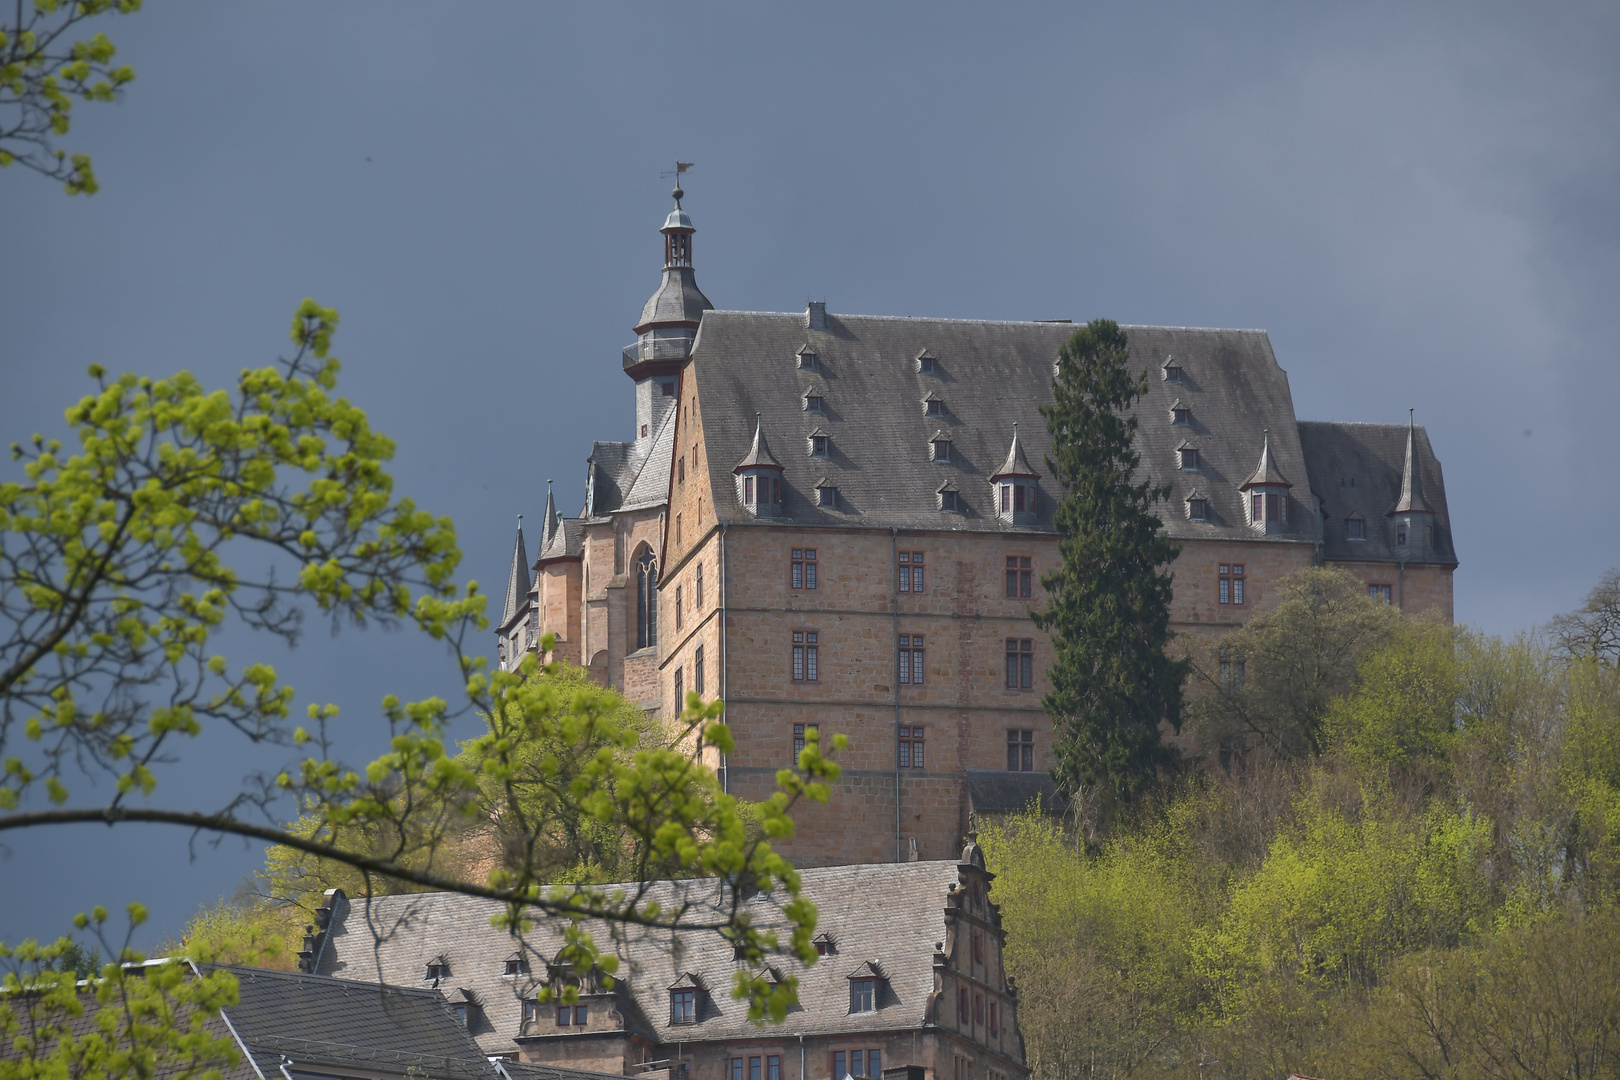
xmin=990 ymin=423 xmax=1039 ymax=480
xmin=539 ymin=480 xmax=561 ymax=551
xmin=1240 ymin=429 xmax=1292 ymax=489
xmin=1391 ymin=411 xmax=1435 ymax=514
xmin=734 ymin=413 xmax=784 ymax=472
xmin=501 ymin=518 xmax=530 ymax=626
xmin=634 ymin=185 xmax=712 ymax=333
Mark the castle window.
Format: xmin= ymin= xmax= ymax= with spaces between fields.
xmin=1397 ymin=523 xmax=1408 ymax=546
xmin=695 ymin=562 xmax=704 ymax=608
xmin=793 ymin=723 xmax=819 ymax=763
xmin=673 ymin=666 xmax=683 ymax=711
xmin=452 ymin=1002 xmax=470 ymax=1027
xmin=932 ymin=438 xmax=952 ymax=462
xmin=694 ymin=644 xmax=705 ymax=695
xmin=641 ymin=424 xmax=649 ymax=437
xmin=670 ymin=988 xmax=696 ymax=1025
xmin=850 ymin=978 xmax=877 ymax=1014
xmin=797 ymin=346 xmax=817 ymax=370
xmin=939 ymin=488 xmax=959 ymax=511
xmin=556 ymin=1003 xmax=587 ymax=1025
xmin=1179 ymin=448 xmax=1199 ymax=470
xmin=832 ymin=1051 xmax=881 ymax=1078
xmin=1172 ymin=405 xmax=1190 ymax=425
xmin=678 ymin=456 xmax=685 ymax=483
xmin=792 ymin=631 xmax=819 ymax=681
xmin=733 ymin=1058 xmax=782 ymax=1080
xmin=425 ymin=960 xmax=449 ymax=980
xmin=811 ymin=434 xmax=829 ymax=457
xmin=959 ymin=987 xmax=970 ymax=1026
xmin=1008 ymin=729 xmax=1033 ymax=771
xmin=1369 ymin=583 xmax=1392 ymax=604
xmin=1188 ymin=498 xmax=1207 ymax=521
xmin=790 ymin=548 xmax=817 ymax=590
xmin=1164 ymin=360 xmax=1183 ymax=383
xmin=1218 ymin=564 xmax=1245 ymax=605
xmin=1347 ymin=517 xmax=1364 ymax=540
xmin=918 ymin=350 xmax=938 ymax=374
xmin=1005 ymin=639 xmax=1033 ymax=689
xmin=899 ymin=551 xmax=925 ymax=592
xmin=814 ymin=932 xmax=834 ymax=956
xmin=522 ymin=999 xmax=539 ymax=1025
xmin=900 ymin=726 xmax=925 ymax=768
xmin=899 ymin=635 xmax=925 ymax=684
xmin=990 ymin=1002 xmax=999 ymax=1039
xmin=804 ymin=393 xmax=823 ymax=412
xmin=927 ymin=399 xmax=944 ymax=417
xmin=817 ymin=482 xmax=837 ymax=508
xmin=1005 ymin=556 xmax=1031 ymax=598
xmin=675 ymin=585 xmax=683 ymax=630
xmin=503 ymin=958 xmax=527 ymax=976
xmin=675 ymin=513 xmax=682 ymax=543
xmin=661 ymin=381 xmax=676 ymax=397
xmin=1219 ymin=655 xmax=1246 ymax=687
xmin=635 ymin=549 xmax=658 ymax=650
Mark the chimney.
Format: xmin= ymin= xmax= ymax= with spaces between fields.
xmin=806 ymin=301 xmax=827 ymax=331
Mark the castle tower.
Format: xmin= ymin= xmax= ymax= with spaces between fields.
xmin=497 ymin=517 xmax=532 ymax=672
xmin=623 ymin=182 xmax=712 ymax=443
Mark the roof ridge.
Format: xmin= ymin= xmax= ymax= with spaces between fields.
xmin=701 ymin=310 xmax=1271 ymax=334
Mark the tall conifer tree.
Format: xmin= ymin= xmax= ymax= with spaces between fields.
xmin=1034 ymin=319 xmax=1187 ymax=802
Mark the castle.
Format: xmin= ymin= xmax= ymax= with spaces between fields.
xmin=496 ymin=184 xmax=1457 ymax=868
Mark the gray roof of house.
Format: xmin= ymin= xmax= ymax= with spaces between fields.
xmin=537 ymin=517 xmax=585 ymax=562
xmin=689 ymin=312 xmax=1320 ymax=544
xmin=966 ymin=770 xmax=1061 ymax=816
xmin=320 ymin=861 xmax=973 ymax=1056
xmin=218 ymin=964 xmax=501 ymax=1080
xmin=1297 ymin=420 xmax=1457 ymax=565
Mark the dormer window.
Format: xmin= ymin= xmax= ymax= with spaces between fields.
xmin=917 ymin=350 xmax=937 ymax=374
xmin=661 ymin=381 xmax=676 ymax=397
xmin=810 ymin=431 xmax=829 ymax=458
xmin=926 ymin=399 xmax=944 ymax=417
xmin=1163 ymin=358 xmax=1183 ymax=383
xmin=1250 ymin=492 xmax=1287 ymax=524
xmin=1179 ymin=448 xmax=1199 ymax=471
xmin=803 ymin=392 xmax=823 ymax=413
xmin=931 ymin=435 xmax=952 ymax=462
xmin=851 ymin=978 xmax=877 ymax=1013
xmin=670 ymin=988 xmax=696 ymax=1024
xmin=503 ymin=957 xmax=528 ymax=976
xmin=816 ymin=479 xmax=838 ymax=508
xmin=1171 ymin=401 xmax=1190 ymax=426
xmin=1396 ymin=523 xmax=1407 ymax=546
xmin=425 ymin=959 xmax=449 ymax=981
xmin=813 ymin=932 xmax=835 ymax=957
xmin=797 ymin=345 xmax=817 ymax=370
xmin=452 ymin=1003 xmax=470 ymax=1027
xmin=938 ymin=482 xmax=960 ymax=512
xmin=1187 ymin=497 xmax=1208 ymax=521
xmin=1347 ymin=517 xmax=1365 ymax=540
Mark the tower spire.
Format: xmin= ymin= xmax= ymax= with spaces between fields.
xmin=1392 ymin=409 xmax=1434 ymax=514
xmin=501 ymin=516 xmax=530 ymax=627
xmin=625 ymin=169 xmax=713 ymax=384
xmin=540 ymin=479 xmax=560 ymax=550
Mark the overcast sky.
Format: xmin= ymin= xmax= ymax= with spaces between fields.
xmin=2 ymin=1 xmax=1617 ymax=948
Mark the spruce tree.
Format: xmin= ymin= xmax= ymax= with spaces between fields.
xmin=1033 ymin=319 xmax=1188 ymax=804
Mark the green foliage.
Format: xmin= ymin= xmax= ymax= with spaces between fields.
xmin=160 ymin=897 xmax=298 ymax=972
xmin=985 ymin=573 xmax=1620 ymax=1080
xmin=1034 ymin=319 xmax=1186 ymax=806
xmin=0 ymin=0 xmax=141 ymax=194
xmin=1190 ymin=566 xmax=1401 ymax=759
xmin=0 ymin=906 xmax=242 ymax=1080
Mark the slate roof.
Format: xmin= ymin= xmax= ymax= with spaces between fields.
xmin=966 ymin=770 xmax=1060 ymax=816
xmin=321 ymin=861 xmax=972 ymax=1057
xmin=621 ymin=411 xmax=677 ymax=513
xmin=1297 ymin=420 xmax=1458 ymax=566
xmin=689 ymin=312 xmax=1320 ymax=544
xmin=502 ymin=525 xmax=531 ymax=628
xmin=636 ymin=266 xmax=712 ymax=333
xmin=219 ymin=964 xmax=500 ymax=1080
xmin=537 ymin=517 xmax=585 ymax=562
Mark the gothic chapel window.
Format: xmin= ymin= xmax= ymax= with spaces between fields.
xmin=635 ymin=549 xmax=658 ymax=650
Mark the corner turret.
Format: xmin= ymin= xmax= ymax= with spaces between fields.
xmin=1240 ymin=429 xmax=1293 ymax=535
xmin=1389 ymin=410 xmax=1436 ymax=558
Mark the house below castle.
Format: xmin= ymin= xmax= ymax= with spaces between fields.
xmin=495 ymin=185 xmax=1458 ymax=866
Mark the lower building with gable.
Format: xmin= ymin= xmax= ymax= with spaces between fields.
xmin=311 ymin=843 xmax=1026 ymax=1080
xmin=494 ymin=184 xmax=1460 ymax=868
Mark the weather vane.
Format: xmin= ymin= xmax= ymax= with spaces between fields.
xmin=660 ymin=161 xmax=694 ymax=203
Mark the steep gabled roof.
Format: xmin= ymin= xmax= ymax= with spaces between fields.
xmin=1240 ymin=429 xmax=1292 ymax=489
xmin=501 ymin=522 xmax=530 ymax=627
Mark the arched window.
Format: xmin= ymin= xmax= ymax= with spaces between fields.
xmin=635 ymin=549 xmax=658 ymax=650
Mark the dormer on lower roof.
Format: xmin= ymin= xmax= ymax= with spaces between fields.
xmin=990 ymin=424 xmax=1040 ymax=527
xmin=1389 ymin=411 xmax=1437 ymax=560
xmin=1239 ymin=429 xmax=1292 ymax=535
xmin=734 ymin=413 xmax=783 ymax=518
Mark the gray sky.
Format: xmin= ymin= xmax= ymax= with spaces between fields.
xmin=2 ymin=2 xmax=1617 ymax=947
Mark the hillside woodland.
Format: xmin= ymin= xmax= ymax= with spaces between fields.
xmin=982 ymin=567 xmax=1620 ymax=1080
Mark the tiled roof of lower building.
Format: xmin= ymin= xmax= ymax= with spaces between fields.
xmin=1297 ymin=421 xmax=1457 ymax=565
